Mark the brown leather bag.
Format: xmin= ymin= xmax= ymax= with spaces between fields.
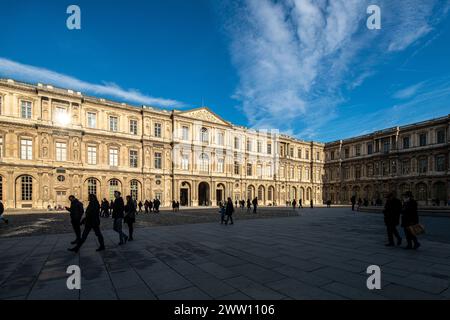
xmin=408 ymin=224 xmax=425 ymax=236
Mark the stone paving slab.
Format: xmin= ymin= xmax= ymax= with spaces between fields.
xmin=0 ymin=207 xmax=449 ymax=300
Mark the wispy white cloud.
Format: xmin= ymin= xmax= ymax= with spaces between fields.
xmin=393 ymin=82 xmax=425 ymax=99
xmin=0 ymin=57 xmax=183 ymax=108
xmin=223 ymin=0 xmax=449 ymax=139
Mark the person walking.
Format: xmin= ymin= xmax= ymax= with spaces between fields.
xmin=292 ymin=199 xmax=297 ymax=211
xmin=109 ymin=200 xmax=114 ymax=216
xmin=252 ymin=197 xmax=258 ymax=214
xmin=401 ymin=191 xmax=421 ymax=250
xmin=144 ymin=200 xmax=149 ymax=214
xmin=310 ymin=199 xmax=314 ymax=209
xmin=299 ymin=198 xmax=303 ymax=209
xmin=176 ymin=201 xmax=180 ymax=212
xmin=219 ymin=203 xmax=226 ymax=224
xmin=65 ymin=195 xmax=84 ymax=245
xmin=124 ymin=195 xmax=136 ymax=241
xmin=383 ymin=193 xmax=402 ymax=247
xmin=172 ymin=200 xmax=177 ymax=212
xmin=68 ymin=194 xmax=105 ymax=253
xmin=154 ymin=198 xmax=160 ymax=213
xmin=351 ymin=195 xmax=356 ymax=211
xmin=112 ymin=191 xmax=128 ymax=245
xmin=149 ymin=200 xmax=154 ymax=213
xmin=0 ymin=200 xmax=8 ymax=224
xmin=138 ymin=201 xmax=143 ymax=213
xmin=246 ymin=199 xmax=251 ymax=213
xmin=225 ymin=197 xmax=234 ymax=225
xmin=101 ymin=198 xmax=109 ymax=218
xmin=357 ymin=198 xmax=363 ymax=211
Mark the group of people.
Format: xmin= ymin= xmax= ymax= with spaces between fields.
xmin=234 ymin=198 xmax=259 ymax=213
xmin=383 ymin=191 xmax=421 ymax=250
xmin=65 ymin=191 xmax=137 ymax=253
xmin=219 ymin=197 xmax=235 ymax=225
xmin=98 ymin=198 xmax=161 ymax=217
xmin=171 ymin=200 xmax=181 ymax=212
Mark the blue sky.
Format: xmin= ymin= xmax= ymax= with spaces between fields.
xmin=1 ymin=0 xmax=450 ymax=142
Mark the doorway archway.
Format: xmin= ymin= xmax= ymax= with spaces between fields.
xmin=198 ymin=182 xmax=210 ymax=206
xmin=216 ymin=183 xmax=225 ymax=205
xmin=180 ymin=181 xmax=191 ymax=206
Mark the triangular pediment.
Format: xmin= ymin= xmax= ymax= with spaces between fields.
xmin=177 ymin=107 xmax=231 ymax=126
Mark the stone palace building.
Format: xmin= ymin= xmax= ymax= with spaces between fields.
xmin=0 ymin=78 xmax=448 ymax=209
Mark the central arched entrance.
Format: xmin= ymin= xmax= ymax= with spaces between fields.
xmin=180 ymin=181 xmax=191 ymax=206
xmin=198 ymin=182 xmax=210 ymax=206
xmin=216 ymin=183 xmax=225 ymax=205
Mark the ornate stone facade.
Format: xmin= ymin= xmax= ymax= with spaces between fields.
xmin=323 ymin=117 xmax=450 ymax=206
xmin=0 ymin=79 xmax=323 ymax=209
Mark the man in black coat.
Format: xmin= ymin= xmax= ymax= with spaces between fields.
xmin=112 ymin=191 xmax=128 ymax=245
xmin=402 ymin=191 xmax=421 ymax=250
xmin=225 ymin=197 xmax=234 ymax=225
xmin=383 ymin=192 xmax=402 ymax=247
xmin=65 ymin=195 xmax=84 ymax=244
xmin=252 ymin=197 xmax=258 ymax=213
xmin=0 ymin=200 xmax=8 ymax=224
xmin=69 ymin=194 xmax=105 ymax=253
xmin=351 ymin=195 xmax=356 ymax=211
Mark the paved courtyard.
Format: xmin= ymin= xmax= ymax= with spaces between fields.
xmin=0 ymin=207 xmax=449 ymax=300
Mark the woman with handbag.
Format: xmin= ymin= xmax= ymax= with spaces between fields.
xmin=124 ymin=195 xmax=137 ymax=241
xmin=401 ymin=191 xmax=421 ymax=250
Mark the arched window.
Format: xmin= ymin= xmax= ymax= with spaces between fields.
xmin=268 ymin=186 xmax=274 ymax=201
xmin=200 ymin=127 xmax=209 ymax=143
xmin=21 ymin=176 xmax=33 ymax=201
xmin=109 ymin=179 xmax=121 ymax=199
xmin=199 ymin=153 xmax=209 ymax=173
xmin=416 ymin=183 xmax=427 ymax=201
xmin=0 ymin=176 xmax=3 ymax=201
xmin=130 ymin=180 xmax=139 ymax=201
xmin=87 ymin=178 xmax=97 ymax=197
xmin=258 ymin=186 xmax=264 ymax=201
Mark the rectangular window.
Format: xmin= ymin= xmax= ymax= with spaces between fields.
xmin=109 ymin=148 xmax=119 ymax=166
xmin=267 ymin=143 xmax=272 ymax=155
xmin=419 ymin=133 xmax=427 ymax=147
xmin=21 ymin=100 xmax=32 ymax=119
xmin=55 ymin=142 xmax=67 ymax=162
xmin=298 ymin=148 xmax=302 ymax=158
xmin=418 ymin=158 xmax=427 ymax=173
xmin=437 ymin=130 xmax=445 ymax=144
xmin=181 ymin=154 xmax=189 ymax=170
xmin=344 ymin=148 xmax=349 ymax=158
xmin=257 ymin=141 xmax=262 ymax=153
xmin=436 ymin=155 xmax=446 ymax=172
xmin=305 ymin=167 xmax=310 ymax=180
xmin=401 ymin=160 xmax=410 ymax=175
xmin=182 ymin=126 xmax=189 ymax=140
xmin=109 ymin=116 xmax=118 ymax=132
xmin=331 ymin=151 xmax=335 ymax=160
xmin=289 ymin=147 xmax=294 ymax=157
xmin=234 ymin=137 xmax=240 ymax=150
xmin=383 ymin=141 xmax=390 ymax=154
xmin=234 ymin=161 xmax=240 ymax=175
xmin=87 ymin=112 xmax=97 ymax=128
xmin=403 ymin=136 xmax=410 ymax=149
xmin=21 ymin=139 xmax=33 ymax=160
xmin=129 ymin=150 xmax=138 ymax=168
xmin=154 ymin=123 xmax=162 ymax=138
xmin=355 ymin=145 xmax=361 ymax=156
xmin=87 ymin=146 xmax=97 ymax=165
xmin=217 ymin=158 xmax=224 ymax=173
xmin=316 ymin=152 xmax=320 ymax=160
xmin=355 ymin=166 xmax=361 ymax=179
xmin=154 ymin=152 xmax=162 ymax=169
xmin=130 ymin=119 xmax=138 ymax=135
xmin=217 ymin=132 xmax=224 ymax=146
xmin=246 ymin=139 xmax=252 ymax=152
xmin=367 ymin=143 xmax=373 ymax=155
xmin=305 ymin=150 xmax=310 ymax=160
xmin=246 ymin=163 xmax=252 ymax=176
xmin=257 ymin=165 xmax=262 ymax=177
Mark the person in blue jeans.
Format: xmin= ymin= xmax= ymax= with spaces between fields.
xmin=219 ymin=203 xmax=226 ymax=224
xmin=112 ymin=191 xmax=128 ymax=245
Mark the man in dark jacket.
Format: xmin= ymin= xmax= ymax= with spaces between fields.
xmin=69 ymin=194 xmax=105 ymax=253
xmin=402 ymin=191 xmax=421 ymax=250
xmin=383 ymin=192 xmax=402 ymax=247
xmin=112 ymin=191 xmax=128 ymax=245
xmin=154 ymin=198 xmax=160 ymax=213
xmin=252 ymin=197 xmax=258 ymax=213
xmin=65 ymin=195 xmax=84 ymax=244
xmin=0 ymin=200 xmax=8 ymax=224
xmin=225 ymin=197 xmax=234 ymax=225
